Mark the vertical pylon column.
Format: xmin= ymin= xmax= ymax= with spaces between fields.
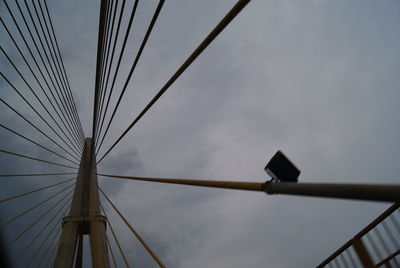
xmin=54 ymin=138 xmax=110 ymax=268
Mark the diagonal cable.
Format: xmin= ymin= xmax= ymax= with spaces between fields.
xmin=96 ymin=0 xmax=251 ymax=166
xmin=92 ymin=0 xmax=110 ymax=151
xmin=1 ymin=2 xmax=83 ymax=145
xmin=0 ymin=124 xmax=80 ymax=166
xmin=0 ymin=177 xmax=76 ymax=204
xmin=95 ymin=0 xmax=119 ymax=145
xmin=15 ymin=195 xmax=72 ymax=263
xmin=10 ymin=190 xmax=73 ymax=249
xmin=1 ymin=97 xmax=81 ymax=161
xmin=1 ymin=47 xmax=83 ymax=152
xmin=0 ymin=16 xmax=83 ymax=147
xmin=0 ymin=172 xmax=76 ymax=178
xmin=107 ymin=236 xmax=119 ymax=268
xmin=31 ymin=0 xmax=85 ymax=142
xmin=93 ymin=0 xmax=127 ymax=150
xmin=0 ymin=182 xmax=75 ymax=227
xmin=0 ymin=149 xmax=78 ymax=170
xmin=41 ymin=0 xmax=86 ymax=141
xmin=97 ymin=173 xmax=263 ymax=191
xmin=0 ymin=72 xmax=82 ymax=156
xmin=100 ymin=200 xmax=131 ymax=268
xmin=19 ymin=0 xmax=83 ymax=143
xmin=96 ymin=0 xmax=164 ymax=155
xmin=99 ymin=186 xmax=166 ymax=268
xmin=94 ymin=0 xmax=139 ymax=150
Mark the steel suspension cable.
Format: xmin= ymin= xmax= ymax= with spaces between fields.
xmin=106 ymin=236 xmax=119 ymax=268
xmin=0 ymin=177 xmax=76 ymax=203
xmin=42 ymin=0 xmax=86 ymax=141
xmin=96 ymin=0 xmax=164 ymax=155
xmin=10 ymin=190 xmax=73 ymax=249
xmin=0 ymin=172 xmax=76 ymax=178
xmin=29 ymin=0 xmax=77 ymax=126
xmin=0 ymin=97 xmax=81 ymax=161
xmin=92 ymin=0 xmax=110 ymax=152
xmin=95 ymin=0 xmax=119 ymax=145
xmin=2 ymin=1 xmax=84 ymax=146
xmin=0 ymin=73 xmax=82 ymax=157
xmin=0 ymin=16 xmax=83 ymax=147
xmin=43 ymin=243 xmax=57 ymax=268
xmin=100 ymin=201 xmax=131 ymax=268
xmin=0 ymin=182 xmax=75 ymax=227
xmin=39 ymin=201 xmax=72 ymax=268
xmin=97 ymin=173 xmax=263 ymax=191
xmin=15 ymin=195 xmax=73 ymax=263
xmin=36 ymin=224 xmax=62 ymax=268
xmin=97 ymin=0 xmax=113 ymax=107
xmin=99 ymin=186 xmax=166 ymax=268
xmin=32 ymin=1 xmax=84 ymax=148
xmin=32 ymin=0 xmax=85 ymax=143
xmin=93 ymin=0 xmax=127 ymax=149
xmin=1 ymin=47 xmax=83 ymax=152
xmin=94 ymin=0 xmax=139 ymax=150
xmin=94 ymin=0 xmax=115 ymax=148
xmin=0 ymin=124 xmax=80 ymax=166
xmin=0 ymin=149 xmax=78 ymax=170
xmin=18 ymin=0 xmax=84 ymax=143
xmin=96 ymin=0 xmax=251 ymax=165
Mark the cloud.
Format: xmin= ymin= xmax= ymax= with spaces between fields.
xmin=1 ymin=0 xmax=399 ymax=267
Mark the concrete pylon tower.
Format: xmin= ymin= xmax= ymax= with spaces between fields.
xmin=54 ymin=138 xmax=110 ymax=268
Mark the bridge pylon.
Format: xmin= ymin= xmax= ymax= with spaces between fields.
xmin=54 ymin=138 xmax=109 ymax=268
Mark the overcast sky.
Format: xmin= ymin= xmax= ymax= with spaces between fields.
xmin=1 ymin=0 xmax=399 ymax=267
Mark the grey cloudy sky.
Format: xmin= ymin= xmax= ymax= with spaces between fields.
xmin=1 ymin=0 xmax=399 ymax=267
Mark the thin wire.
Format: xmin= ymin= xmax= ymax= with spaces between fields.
xmin=0 ymin=149 xmax=78 ymax=170
xmin=0 ymin=47 xmax=83 ymax=152
xmin=0 ymin=20 xmax=83 ymax=147
xmin=0 ymin=177 xmax=76 ymax=203
xmin=0 ymin=97 xmax=81 ymax=161
xmin=94 ymin=0 xmax=114 ymax=151
xmin=92 ymin=0 xmax=110 ymax=152
xmin=94 ymin=0 xmax=140 ymax=150
xmin=96 ymin=0 xmax=251 ymax=165
xmin=6 ymin=0 xmax=83 ymax=144
xmin=0 ymin=72 xmax=82 ymax=156
xmin=94 ymin=0 xmax=127 ymax=149
xmin=96 ymin=0 xmax=164 ymax=155
xmin=95 ymin=0 xmax=118 ymax=146
xmin=99 ymin=186 xmax=166 ymax=268
xmin=0 ymin=0 xmax=83 ymax=146
xmin=19 ymin=0 xmax=83 ymax=143
xmin=36 ymin=226 xmax=62 ymax=268
xmin=0 ymin=182 xmax=75 ymax=227
xmin=96 ymin=0 xmax=113 ymax=116
xmin=97 ymin=173 xmax=264 ymax=191
xmin=0 ymin=172 xmax=76 ymax=178
xmin=40 ymin=201 xmax=71 ymax=268
xmin=29 ymin=0 xmax=78 ymax=131
xmin=43 ymin=243 xmax=59 ymax=268
xmin=106 ymin=236 xmax=119 ymax=268
xmin=0 ymin=123 xmax=80 ymax=166
xmin=11 ymin=192 xmax=73 ymax=251
xmin=21 ymin=197 xmax=72 ymax=266
xmin=100 ymin=201 xmax=131 ymax=268
xmin=32 ymin=0 xmax=85 ymax=143
xmin=42 ymin=0 xmax=86 ymax=141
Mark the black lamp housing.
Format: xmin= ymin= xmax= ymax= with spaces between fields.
xmin=265 ymin=150 xmax=300 ymax=182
